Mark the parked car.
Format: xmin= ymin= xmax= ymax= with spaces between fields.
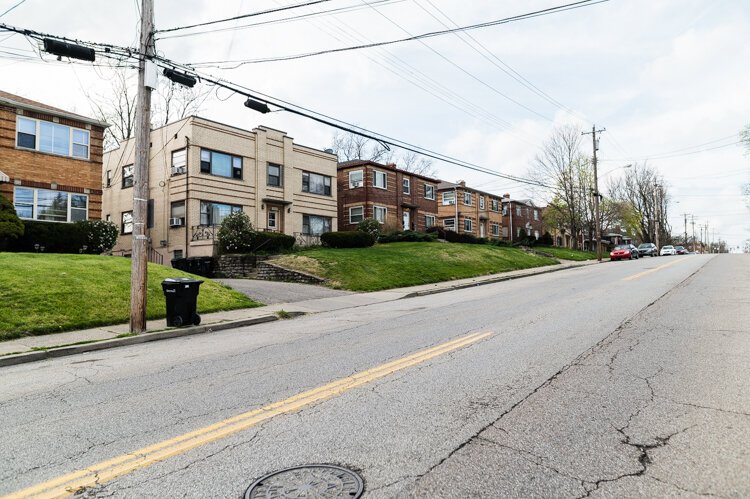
xmin=637 ymin=243 xmax=658 ymax=257
xmin=674 ymin=245 xmax=687 ymax=255
xmin=610 ymin=244 xmax=639 ymax=261
xmin=660 ymin=245 xmax=677 ymax=256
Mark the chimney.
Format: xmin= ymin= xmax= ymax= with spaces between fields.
xmin=502 ymin=193 xmax=510 ymax=198
xmin=457 ymin=180 xmax=466 ymax=187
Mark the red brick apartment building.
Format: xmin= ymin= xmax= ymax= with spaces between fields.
xmin=436 ymin=181 xmax=504 ymax=239
xmin=0 ymin=90 xmax=106 ymax=222
xmin=501 ymin=197 xmax=546 ymax=242
xmin=337 ymin=160 xmax=439 ymax=231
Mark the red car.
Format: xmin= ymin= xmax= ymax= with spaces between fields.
xmin=610 ymin=244 xmax=639 ymax=261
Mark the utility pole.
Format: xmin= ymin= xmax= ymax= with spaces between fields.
xmin=130 ymin=0 xmax=155 ymax=333
xmin=582 ymin=125 xmax=606 ymax=262
xmin=691 ymin=215 xmax=696 ymax=252
xmin=654 ymin=183 xmax=661 ymax=250
xmin=681 ymin=213 xmax=690 ymax=247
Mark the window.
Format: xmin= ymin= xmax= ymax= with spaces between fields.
xmin=201 ymin=149 xmax=242 ymax=179
xmin=349 ymin=206 xmax=364 ymax=224
xmin=463 ymin=192 xmax=472 ymax=205
xmin=105 ymin=214 xmax=111 ymax=222
xmin=502 ymin=227 xmax=508 ymax=237
xmin=373 ymin=206 xmax=386 ymax=223
xmin=199 ymin=201 xmax=241 ymax=226
xmin=105 ymin=170 xmax=112 ymax=188
xmin=373 ymin=170 xmax=387 ymax=189
xmin=442 ymin=191 xmax=455 ymax=205
xmin=171 ymin=149 xmax=187 ymax=175
xmin=171 ymin=201 xmax=185 ymax=219
xmin=444 ymin=218 xmax=456 ymax=230
xmin=479 ymin=196 xmax=485 ymax=210
xmin=302 ymin=171 xmax=332 ymax=196
xmin=424 ymin=184 xmax=435 ymax=200
xmin=491 ymin=198 xmax=499 ymax=211
xmin=303 ymin=215 xmax=332 ymax=235
xmin=173 ymin=249 xmax=183 ymax=260
xmin=402 ymin=178 xmax=410 ymax=194
xmin=122 ymin=211 xmax=133 ymax=234
xmin=267 ymin=163 xmax=282 ymax=186
xmin=516 ymin=206 xmax=522 ymax=216
xmin=14 ymin=187 xmax=88 ymax=222
xmin=349 ymin=170 xmax=363 ymax=188
xmin=16 ymin=116 xmax=90 ymax=159
xmin=464 ymin=219 xmax=473 ymax=232
xmin=267 ymin=209 xmax=278 ymax=230
xmin=425 ymin=215 xmax=436 ymax=228
xmin=491 ymin=224 xmax=500 ymax=236
xmin=122 ymin=165 xmax=134 ymax=188
xmin=534 ymin=210 xmax=539 ymax=221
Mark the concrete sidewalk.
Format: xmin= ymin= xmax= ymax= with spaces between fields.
xmin=0 ymin=260 xmax=597 ymax=366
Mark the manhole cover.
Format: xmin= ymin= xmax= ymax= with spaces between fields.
xmin=245 ymin=464 xmax=364 ymax=499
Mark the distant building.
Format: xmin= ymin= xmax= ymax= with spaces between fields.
xmin=102 ymin=117 xmax=338 ymax=261
xmin=336 ymin=160 xmax=439 ymax=232
xmin=0 ymin=90 xmax=106 ymax=223
xmin=501 ymin=197 xmax=545 ymax=242
xmin=436 ymin=181 xmax=503 ymax=239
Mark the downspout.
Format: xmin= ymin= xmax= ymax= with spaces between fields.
xmin=184 ymin=136 xmax=190 ymax=257
xmin=454 ymin=186 xmax=457 ymax=231
xmin=510 ymin=202 xmax=513 ymax=242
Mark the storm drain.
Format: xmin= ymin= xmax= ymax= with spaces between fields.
xmin=245 ymin=464 xmax=364 ymax=498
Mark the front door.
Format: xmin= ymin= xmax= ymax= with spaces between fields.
xmin=403 ymin=210 xmax=410 ymax=230
xmin=480 ymin=222 xmax=486 ymax=238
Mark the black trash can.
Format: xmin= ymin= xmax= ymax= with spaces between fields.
xmin=161 ymin=277 xmax=203 ymax=327
xmin=171 ymin=257 xmax=186 ymax=271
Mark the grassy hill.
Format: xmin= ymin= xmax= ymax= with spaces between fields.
xmin=0 ymin=253 xmax=259 ymax=340
xmin=273 ymin=242 xmax=559 ymax=292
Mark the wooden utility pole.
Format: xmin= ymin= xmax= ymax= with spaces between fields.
xmin=130 ymin=0 xmax=155 ymax=333
xmin=691 ymin=215 xmax=696 ymax=252
xmin=682 ymin=213 xmax=690 ymax=247
xmin=654 ymin=183 xmax=661 ymax=251
xmin=582 ymin=125 xmax=605 ymax=262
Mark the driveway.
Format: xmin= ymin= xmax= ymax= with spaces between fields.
xmin=215 ymin=278 xmax=352 ymax=305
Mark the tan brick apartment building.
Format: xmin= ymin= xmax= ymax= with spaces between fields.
xmin=103 ymin=117 xmax=338 ymax=260
xmin=501 ymin=197 xmax=546 ymax=242
xmin=337 ymin=160 xmax=439 ymax=231
xmin=0 ymin=90 xmax=106 ymax=223
xmin=436 ymin=181 xmax=503 ymax=239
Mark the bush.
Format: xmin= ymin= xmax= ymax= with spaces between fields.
xmin=77 ymin=220 xmax=118 ymax=254
xmin=321 ymin=231 xmax=375 ymax=248
xmin=11 ymin=220 xmax=87 ymax=253
xmin=444 ymin=230 xmax=484 ymax=245
xmin=426 ymin=226 xmax=446 ymax=239
xmin=251 ymin=231 xmax=295 ymax=253
xmin=0 ymin=196 xmax=24 ymax=250
xmin=356 ymin=218 xmax=381 ymax=239
xmin=378 ymin=230 xmax=437 ymax=243
xmin=538 ymin=231 xmax=554 ymax=246
xmin=217 ymin=211 xmax=256 ymax=254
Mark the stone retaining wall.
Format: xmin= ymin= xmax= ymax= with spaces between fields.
xmin=214 ymin=254 xmax=269 ymax=278
xmin=256 ymin=262 xmax=327 ymax=284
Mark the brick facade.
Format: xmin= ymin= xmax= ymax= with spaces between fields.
xmin=501 ymin=198 xmax=546 ymax=242
xmin=337 ymin=160 xmax=439 ymax=232
xmin=0 ymin=90 xmax=106 ymax=221
xmin=436 ymin=181 xmax=503 ymax=239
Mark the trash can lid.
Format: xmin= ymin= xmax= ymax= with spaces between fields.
xmin=163 ymin=277 xmax=204 ymax=284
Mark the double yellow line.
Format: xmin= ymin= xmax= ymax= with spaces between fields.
xmin=5 ymin=331 xmax=492 ymax=499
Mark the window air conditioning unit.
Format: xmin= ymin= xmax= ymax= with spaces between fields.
xmin=169 ymin=217 xmax=184 ymax=227
xmin=351 ymin=181 xmax=362 ymax=188
xmin=171 ymin=166 xmax=186 ymax=176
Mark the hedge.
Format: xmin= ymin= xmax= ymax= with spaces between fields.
xmin=252 ymin=231 xmax=295 ymax=253
xmin=378 ymin=230 xmax=437 ymax=243
xmin=320 ymin=231 xmax=375 ymax=248
xmin=8 ymin=220 xmax=119 ymax=254
xmin=426 ymin=226 xmax=486 ymax=244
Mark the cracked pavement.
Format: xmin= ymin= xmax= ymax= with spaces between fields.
xmin=0 ymin=254 xmax=747 ymax=497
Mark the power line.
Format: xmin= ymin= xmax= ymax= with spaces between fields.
xmin=0 ymin=0 xmax=26 ymax=19
xmin=183 ymin=0 xmax=610 ymax=68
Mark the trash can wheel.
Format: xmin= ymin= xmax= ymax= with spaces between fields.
xmin=172 ymin=315 xmax=183 ymax=327
xmin=193 ymin=314 xmax=201 ymax=326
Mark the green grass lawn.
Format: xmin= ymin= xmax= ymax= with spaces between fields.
xmin=532 ymin=246 xmax=598 ymax=261
xmin=0 ymin=253 xmax=260 ymax=341
xmin=274 ymin=242 xmax=559 ymax=292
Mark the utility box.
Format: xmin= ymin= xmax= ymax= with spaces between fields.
xmin=161 ymin=278 xmax=203 ymax=327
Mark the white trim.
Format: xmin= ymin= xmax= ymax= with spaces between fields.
xmin=373 ymin=170 xmax=387 ymax=190
xmin=373 ymin=205 xmax=387 ymax=223
xmin=402 ymin=177 xmax=410 ymax=194
xmin=424 ymin=184 xmax=435 ymax=200
xmin=349 ymin=205 xmax=364 ymax=224
xmin=13 ymin=186 xmax=88 ymax=223
xmin=15 ymin=115 xmax=90 ymax=160
xmin=0 ymin=169 xmax=9 ymax=183
xmin=348 ymin=170 xmax=364 ymax=188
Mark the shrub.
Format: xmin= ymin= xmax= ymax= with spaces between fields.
xmin=251 ymin=231 xmax=295 ymax=253
xmin=11 ymin=220 xmax=86 ymax=253
xmin=217 ymin=211 xmax=256 ymax=254
xmin=378 ymin=230 xmax=437 ymax=243
xmin=76 ymin=220 xmax=118 ymax=254
xmin=443 ymin=230 xmax=484 ymax=244
xmin=356 ymin=218 xmax=381 ymax=239
xmin=0 ymin=196 xmax=24 ymax=250
xmin=321 ymin=231 xmax=375 ymax=248
xmin=426 ymin=226 xmax=446 ymax=239
xmin=538 ymin=231 xmax=554 ymax=246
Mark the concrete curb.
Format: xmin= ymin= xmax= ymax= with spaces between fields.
xmin=0 ymin=314 xmax=281 ymax=368
xmin=401 ymin=261 xmax=596 ymax=298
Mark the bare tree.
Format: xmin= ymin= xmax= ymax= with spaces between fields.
xmin=329 ymin=131 xmax=437 ymax=177
xmin=88 ymin=66 xmax=211 ymax=151
xmin=608 ymin=163 xmax=671 ymax=244
xmin=397 ymin=151 xmax=437 ymax=178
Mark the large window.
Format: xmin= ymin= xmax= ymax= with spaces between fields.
xmin=16 ymin=116 xmax=90 ymax=159
xmin=200 ymin=149 xmax=242 ymax=179
xmin=425 ymin=215 xmax=436 ymax=228
xmin=373 ymin=206 xmax=387 ymax=223
xmin=373 ymin=170 xmax=387 ymax=189
xmin=444 ymin=218 xmax=456 ymax=231
xmin=302 ymin=171 xmax=332 ymax=196
xmin=14 ymin=187 xmax=87 ymax=222
xmin=424 ymin=184 xmax=435 ymax=200
xmin=200 ymin=201 xmax=242 ymax=226
xmin=171 ymin=149 xmax=187 ymax=175
xmin=349 ymin=206 xmax=364 ymax=224
xmin=348 ymin=170 xmax=363 ymax=188
xmin=491 ymin=198 xmax=499 ymax=211
xmin=442 ymin=191 xmax=455 ymax=205
xmin=122 ymin=165 xmax=134 ymax=188
xmin=491 ymin=224 xmax=500 ymax=236
xmin=170 ymin=201 xmax=185 ymax=227
xmin=303 ymin=215 xmax=332 ymax=235
xmin=122 ymin=211 xmax=133 ymax=234
xmin=267 ymin=163 xmax=282 ymax=186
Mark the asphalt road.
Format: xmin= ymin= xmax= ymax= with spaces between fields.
xmin=1 ymin=254 xmax=747 ymax=498
xmin=214 ymin=278 xmax=352 ymax=305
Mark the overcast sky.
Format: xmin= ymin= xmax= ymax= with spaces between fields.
xmin=1 ymin=0 xmax=748 ymax=249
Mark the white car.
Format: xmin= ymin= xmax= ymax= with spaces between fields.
xmin=660 ymin=245 xmax=676 ymax=256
